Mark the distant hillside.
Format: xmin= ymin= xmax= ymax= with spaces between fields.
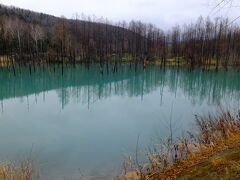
xmin=0 ymin=4 xmax=240 ymax=69
xmin=0 ymin=4 xmax=159 ymax=64
xmin=0 ymin=3 xmax=130 ymax=37
xmin=0 ymin=4 xmax=57 ymax=27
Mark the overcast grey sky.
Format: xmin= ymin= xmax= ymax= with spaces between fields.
xmin=1 ymin=0 xmax=239 ymax=29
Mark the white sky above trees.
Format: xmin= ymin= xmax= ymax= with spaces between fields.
xmin=1 ymin=0 xmax=239 ymax=29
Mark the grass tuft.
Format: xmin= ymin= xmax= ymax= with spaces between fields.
xmin=0 ymin=160 xmax=34 ymax=180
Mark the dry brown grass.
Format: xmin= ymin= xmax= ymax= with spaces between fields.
xmin=0 ymin=56 xmax=14 ymax=66
xmin=0 ymin=160 xmax=34 ymax=180
xmin=117 ymin=108 xmax=240 ymax=180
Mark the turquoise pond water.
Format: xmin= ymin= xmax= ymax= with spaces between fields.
xmin=0 ymin=64 xmax=239 ymax=179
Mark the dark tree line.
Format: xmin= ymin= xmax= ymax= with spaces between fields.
xmin=0 ymin=4 xmax=240 ymax=70
xmin=0 ymin=4 xmax=163 ymax=65
xmin=171 ymin=16 xmax=240 ymax=70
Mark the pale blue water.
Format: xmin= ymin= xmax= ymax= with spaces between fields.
xmin=0 ymin=64 xmax=239 ymax=179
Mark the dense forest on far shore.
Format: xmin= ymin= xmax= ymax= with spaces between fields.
xmin=0 ymin=4 xmax=240 ymax=70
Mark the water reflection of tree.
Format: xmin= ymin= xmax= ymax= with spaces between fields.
xmin=0 ymin=65 xmax=239 ymax=109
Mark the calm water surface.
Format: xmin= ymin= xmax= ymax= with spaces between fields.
xmin=0 ymin=64 xmax=239 ymax=179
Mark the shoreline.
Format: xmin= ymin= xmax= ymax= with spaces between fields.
xmin=118 ymin=108 xmax=240 ymax=180
xmin=1 ymin=59 xmax=240 ymax=71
